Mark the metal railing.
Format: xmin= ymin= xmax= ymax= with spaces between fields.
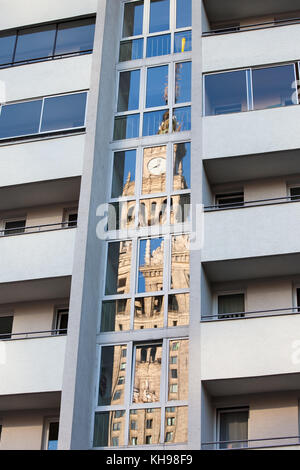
xmin=0 ymin=49 xmax=93 ymax=70
xmin=0 ymin=328 xmax=67 ymax=341
xmin=202 ymin=306 xmax=299 ymax=322
xmin=202 ymin=435 xmax=300 ymax=450
xmin=204 ymin=195 xmax=300 ymax=211
xmin=0 ymin=221 xmax=77 ymax=237
xmin=203 ymin=16 xmax=300 ymax=36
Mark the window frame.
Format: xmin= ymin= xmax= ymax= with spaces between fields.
xmin=214 ymin=290 xmax=247 ymax=320
xmin=217 ymin=407 xmax=249 ymax=450
xmin=42 ymin=417 xmax=60 ymax=450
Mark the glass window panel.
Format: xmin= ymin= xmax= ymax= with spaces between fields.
xmin=41 ymin=92 xmax=87 ymax=132
xmin=108 ymin=201 xmax=136 ymax=230
xmin=219 ymin=410 xmax=248 ymax=449
xmin=118 ymin=70 xmax=140 ymax=112
xmin=171 ymin=194 xmax=190 ymax=223
xmin=114 ymin=114 xmax=140 ymax=140
xmin=105 ymin=241 xmax=132 ymax=295
xmin=55 ymin=18 xmax=95 ymax=55
xmin=215 ymin=192 xmax=244 ymax=208
xmin=93 ymin=411 xmax=126 ymax=447
xmin=168 ymin=294 xmax=189 ymax=327
xmin=174 ymin=30 xmax=192 ymax=53
xmin=14 ymin=25 xmax=56 ymax=62
xmin=0 ymin=100 xmax=43 ymax=139
xmin=119 ymin=38 xmax=143 ymax=62
xmin=142 ymin=146 xmax=167 ymax=194
xmin=0 ymin=33 xmax=17 ymax=66
xmin=176 ymin=0 xmax=192 ymax=28
xmin=133 ymin=344 xmax=162 ymax=403
xmin=4 ymin=220 xmax=26 ymax=235
xmin=143 ymin=110 xmax=169 ymax=136
xmin=123 ymin=1 xmax=144 ymax=37
xmin=98 ymin=345 xmax=127 ymax=406
xmin=290 ymin=187 xmax=300 ymax=201
xmin=252 ymin=64 xmax=297 ymax=110
xmin=146 ymin=34 xmax=170 ymax=57
xmin=149 ymin=0 xmax=170 ymax=33
xmin=47 ymin=422 xmax=59 ymax=450
xmin=146 ymin=65 xmax=168 ymax=108
xmin=204 ymin=71 xmax=248 ymax=116
xmin=139 ymin=197 xmax=167 ymax=227
xmin=173 ymin=106 xmax=191 ymax=131
xmin=112 ymin=150 xmax=136 ymax=198
xmin=138 ymin=238 xmax=164 ymax=293
xmin=101 ymin=300 xmax=131 ymax=332
xmin=134 ymin=295 xmax=164 ymax=329
xmin=218 ymin=294 xmax=245 ymax=319
xmin=129 ymin=409 xmax=161 ymax=445
xmin=165 ymin=406 xmax=188 ymax=443
xmin=175 ymin=62 xmax=191 ymax=104
xmin=0 ymin=316 xmax=13 ymax=339
xmin=168 ymin=340 xmax=189 ymax=401
xmin=171 ymin=235 xmax=190 ymax=289
xmin=173 ymin=142 xmax=190 ymax=189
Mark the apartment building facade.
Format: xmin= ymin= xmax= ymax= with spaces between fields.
xmin=1 ymin=0 xmax=300 ymax=451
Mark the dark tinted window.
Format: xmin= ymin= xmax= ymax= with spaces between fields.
xmin=48 ymin=422 xmax=59 ymax=450
xmin=14 ymin=25 xmax=56 ymax=62
xmin=0 ymin=33 xmax=16 ymax=66
xmin=252 ymin=64 xmax=296 ymax=110
xmin=123 ymin=1 xmax=144 ymax=37
xmin=119 ymin=38 xmax=143 ymax=62
xmin=41 ymin=93 xmax=87 ymax=132
xmin=118 ymin=70 xmax=140 ymax=112
xmin=114 ymin=115 xmax=140 ymax=140
xmin=205 ymin=70 xmax=248 ymax=116
xmin=55 ymin=18 xmax=95 ymax=55
xmin=290 ymin=187 xmax=300 ymax=200
xmin=149 ymin=0 xmax=170 ymax=33
xmin=0 ymin=100 xmax=42 ymax=139
xmin=4 ymin=220 xmax=26 ymax=235
xmin=0 ymin=316 xmax=13 ymax=340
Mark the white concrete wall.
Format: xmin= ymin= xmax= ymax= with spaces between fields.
xmin=203 ymin=106 xmax=300 ymax=159
xmin=0 ymin=0 xmax=97 ymax=30
xmin=203 ymin=201 xmax=300 ymax=261
xmin=0 ymin=228 xmax=76 ymax=283
xmin=203 ymin=23 xmax=300 ymax=72
xmin=0 ymin=335 xmax=66 ymax=395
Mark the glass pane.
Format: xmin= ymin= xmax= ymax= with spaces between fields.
xmin=143 ymin=110 xmax=169 ymax=136
xmin=108 ymin=201 xmax=136 ymax=230
xmin=175 ymin=62 xmax=191 ymax=103
xmin=290 ymin=187 xmax=300 ymax=200
xmin=94 ymin=411 xmax=126 ymax=447
xmin=173 ymin=106 xmax=191 ymax=131
xmin=129 ymin=409 xmax=161 ymax=445
xmin=0 ymin=100 xmax=43 ymax=139
xmin=101 ymin=300 xmax=131 ymax=332
xmin=112 ymin=150 xmax=136 ymax=198
xmin=134 ymin=295 xmax=164 ymax=329
xmin=55 ymin=18 xmax=95 ymax=55
xmin=168 ymin=294 xmax=189 ymax=327
xmin=146 ymin=34 xmax=170 ymax=57
xmin=205 ymin=70 xmax=248 ymax=116
xmin=174 ymin=30 xmax=192 ymax=53
xmin=218 ymin=294 xmax=245 ymax=319
xmin=14 ymin=25 xmax=56 ymax=62
xmin=142 ymin=146 xmax=167 ymax=194
xmin=119 ymin=39 xmax=143 ymax=62
xmin=0 ymin=33 xmax=16 ymax=66
xmin=139 ymin=197 xmax=167 ymax=226
xmin=173 ymin=142 xmax=190 ymax=189
xmin=220 ymin=411 xmax=248 ymax=449
xmin=171 ymin=194 xmax=190 ymax=223
xmin=176 ymin=0 xmax=192 ymax=28
xmin=118 ymin=70 xmax=140 ymax=112
xmin=123 ymin=1 xmax=144 ymax=37
xmin=114 ymin=114 xmax=140 ymax=140
xmin=98 ymin=345 xmax=127 ymax=406
xmin=171 ymin=235 xmax=190 ymax=289
xmin=133 ymin=343 xmax=162 ymax=402
xmin=165 ymin=406 xmax=188 ymax=443
xmin=41 ymin=93 xmax=87 ymax=132
xmin=138 ymin=238 xmax=164 ymax=293
xmin=0 ymin=316 xmax=13 ymax=339
xmin=149 ymin=0 xmax=170 ymax=33
xmin=168 ymin=340 xmax=189 ymax=400
xmin=4 ymin=220 xmax=26 ymax=235
xmin=146 ymin=65 xmax=168 ymax=108
xmin=48 ymin=422 xmax=59 ymax=450
xmin=105 ymin=241 xmax=132 ymax=295
xmin=252 ymin=64 xmax=297 ymax=110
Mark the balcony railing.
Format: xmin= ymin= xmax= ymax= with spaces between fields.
xmin=203 ymin=16 xmax=300 ymax=36
xmin=204 ymin=195 xmax=300 ymax=212
xmin=0 ymin=329 xmax=67 ymax=341
xmin=202 ymin=435 xmax=300 ymax=450
xmin=202 ymin=307 xmax=299 ymax=322
xmin=0 ymin=221 xmax=77 ymax=237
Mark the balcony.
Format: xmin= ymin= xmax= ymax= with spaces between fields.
xmin=0 ymin=332 xmax=66 ymax=396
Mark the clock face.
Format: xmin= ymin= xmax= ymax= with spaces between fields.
xmin=147 ymin=157 xmax=166 ymax=175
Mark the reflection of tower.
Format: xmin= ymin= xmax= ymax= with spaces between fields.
xmin=171 ymin=235 xmax=190 ymax=290
xmin=139 ymin=239 xmax=164 ymax=293
xmin=133 ymin=344 xmax=162 ymax=403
